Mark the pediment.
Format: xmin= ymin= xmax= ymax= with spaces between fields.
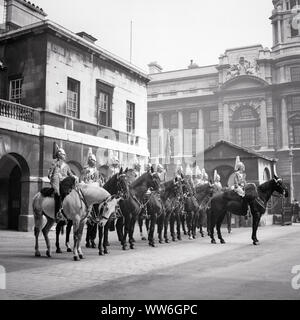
xmin=221 ymin=75 xmax=269 ymax=91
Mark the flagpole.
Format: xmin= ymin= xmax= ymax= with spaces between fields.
xmin=130 ymin=20 xmax=133 ymax=63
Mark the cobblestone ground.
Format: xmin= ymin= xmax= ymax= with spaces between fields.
xmin=0 ymin=224 xmax=300 ymax=300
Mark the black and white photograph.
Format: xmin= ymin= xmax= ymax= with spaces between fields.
xmin=0 ymin=0 xmax=300 ymax=304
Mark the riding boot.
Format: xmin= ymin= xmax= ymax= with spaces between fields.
xmin=54 ymin=193 xmax=63 ymax=222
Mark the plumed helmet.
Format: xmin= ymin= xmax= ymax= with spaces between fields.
xmin=202 ymin=168 xmax=208 ymax=180
xmin=87 ymin=148 xmax=96 ymax=162
xmin=235 ymin=156 xmax=245 ymax=171
xmin=195 ymin=166 xmax=202 ymax=178
xmin=177 ymin=166 xmax=184 ymax=174
xmin=53 ymin=142 xmax=66 ymax=159
xmin=214 ymin=170 xmax=220 ymax=182
xmin=185 ymin=164 xmax=193 ymax=176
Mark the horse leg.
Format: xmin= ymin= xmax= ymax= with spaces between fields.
xmin=186 ymin=212 xmax=193 ymax=240
xmin=66 ymin=220 xmax=73 ymax=252
xmin=147 ymin=212 xmax=156 ymax=247
xmin=129 ymin=216 xmax=137 ymax=249
xmin=176 ymin=213 xmax=182 ymax=240
xmin=122 ymin=214 xmax=130 ymax=250
xmin=252 ymin=212 xmax=261 ymax=245
xmin=55 ymin=220 xmax=65 ymax=253
xmin=210 ymin=210 xmax=217 ymax=244
xmin=42 ymin=218 xmax=55 ymax=257
xmin=170 ymin=212 xmax=176 ymax=242
xmin=116 ymin=217 xmax=124 ymax=243
xmin=164 ymin=212 xmax=170 ymax=243
xmin=73 ymin=220 xmax=81 ymax=261
xmin=103 ymin=224 xmax=110 ymax=254
xmin=77 ymin=221 xmax=85 ymax=259
xmin=216 ymin=215 xmax=226 ymax=244
xmin=181 ymin=213 xmax=187 ymax=235
xmin=157 ymin=212 xmax=164 ymax=244
xmin=227 ymin=212 xmax=232 ymax=234
xmin=98 ymin=224 xmax=104 ymax=255
xmin=206 ymin=209 xmax=211 ymax=237
xmin=86 ymin=222 xmax=91 ymax=248
xmin=34 ymin=226 xmax=41 ymax=257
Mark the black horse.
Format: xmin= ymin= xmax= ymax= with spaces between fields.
xmin=116 ymin=168 xmax=161 ymax=250
xmin=156 ymin=178 xmax=183 ymax=244
xmin=209 ymin=175 xmax=288 ymax=245
xmin=97 ymin=168 xmax=129 ymax=255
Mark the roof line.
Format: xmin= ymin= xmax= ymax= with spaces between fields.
xmin=0 ymin=19 xmax=149 ymax=81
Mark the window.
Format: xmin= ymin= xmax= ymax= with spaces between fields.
xmin=205 ymin=130 xmax=219 ymax=148
xmin=96 ymin=81 xmax=113 ymax=127
xmin=67 ymin=78 xmax=80 ymax=118
xmin=190 ymin=112 xmax=198 ymax=124
xmin=126 ymin=101 xmax=135 ymax=133
xmin=209 ymin=110 xmax=218 ymax=122
xmin=292 ymin=124 xmax=300 ymax=144
xmin=291 ymin=67 xmax=300 ymax=81
xmin=231 ymin=106 xmax=260 ymax=147
xmin=9 ymin=78 xmax=23 ymax=104
xmin=291 ymin=96 xmax=300 ymax=112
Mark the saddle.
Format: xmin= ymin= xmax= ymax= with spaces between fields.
xmin=40 ymin=176 xmax=76 ymax=198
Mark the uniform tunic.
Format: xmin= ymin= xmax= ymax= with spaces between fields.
xmin=48 ymin=159 xmax=74 ymax=195
xmin=232 ymin=170 xmax=246 ymax=197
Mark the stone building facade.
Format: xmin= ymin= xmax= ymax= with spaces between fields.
xmin=0 ymin=0 xmax=149 ymax=231
xmin=147 ymin=0 xmax=300 ymax=203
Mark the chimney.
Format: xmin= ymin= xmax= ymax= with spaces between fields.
xmin=76 ymin=31 xmax=98 ymax=44
xmin=148 ymin=61 xmax=163 ymax=74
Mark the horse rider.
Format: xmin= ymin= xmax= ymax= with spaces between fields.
xmin=80 ymin=149 xmax=101 ymax=248
xmin=213 ymin=170 xmax=222 ymax=193
xmin=194 ymin=166 xmax=204 ymax=186
xmin=80 ymin=148 xmax=101 ymax=185
xmin=156 ymin=163 xmax=166 ymax=182
xmin=232 ymin=156 xmax=246 ymax=198
xmin=201 ymin=168 xmax=209 ymax=184
xmin=48 ymin=143 xmax=76 ymax=222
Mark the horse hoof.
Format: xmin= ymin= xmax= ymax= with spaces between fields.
xmin=211 ymin=239 xmax=217 ymax=244
xmin=86 ymin=243 xmax=90 ymax=248
xmin=67 ymin=248 xmax=72 ymax=253
xmin=220 ymin=239 xmax=226 ymax=244
xmin=35 ymin=252 xmax=41 ymax=257
xmin=130 ymin=244 xmax=134 ymax=250
xmin=159 ymin=240 xmax=163 ymax=244
xmin=79 ymin=254 xmax=84 ymax=259
xmin=149 ymin=242 xmax=155 ymax=247
xmin=99 ymin=251 xmax=103 ymax=256
xmin=73 ymin=256 xmax=80 ymax=261
xmin=165 ymin=239 xmax=169 ymax=243
xmin=193 ymin=236 xmax=196 ymax=239
xmin=253 ymin=241 xmax=259 ymax=246
xmin=172 ymin=238 xmax=176 ymax=242
xmin=141 ymin=237 xmax=147 ymax=241
xmin=56 ymin=248 xmax=62 ymax=254
xmin=177 ymin=236 xmax=182 ymax=241
xmin=122 ymin=245 xmax=127 ymax=251
xmin=201 ymin=233 xmax=205 ymax=238
xmin=104 ymin=250 xmax=109 ymax=255
xmin=46 ymin=250 xmax=51 ymax=258
xmin=91 ymin=242 xmax=96 ymax=249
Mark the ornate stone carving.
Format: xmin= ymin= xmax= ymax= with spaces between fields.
xmin=226 ymin=57 xmax=260 ymax=80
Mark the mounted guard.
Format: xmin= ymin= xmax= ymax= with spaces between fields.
xmin=201 ymin=168 xmax=209 ymax=184
xmin=48 ymin=143 xmax=76 ymax=222
xmin=232 ymin=156 xmax=246 ymax=197
xmin=213 ymin=170 xmax=222 ymax=193
xmin=194 ymin=166 xmax=204 ymax=186
xmin=80 ymin=148 xmax=102 ymax=186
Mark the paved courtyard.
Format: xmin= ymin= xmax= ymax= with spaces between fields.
xmin=0 ymin=224 xmax=300 ymax=300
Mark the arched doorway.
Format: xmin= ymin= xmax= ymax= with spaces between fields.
xmin=0 ymin=153 xmax=30 ymax=230
xmin=263 ymin=167 xmax=271 ymax=182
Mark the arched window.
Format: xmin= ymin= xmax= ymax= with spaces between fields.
xmin=231 ymin=106 xmax=260 ymax=148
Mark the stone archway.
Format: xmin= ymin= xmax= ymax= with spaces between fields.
xmin=0 ymin=153 xmax=30 ymax=230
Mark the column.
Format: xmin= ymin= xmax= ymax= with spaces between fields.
xmin=197 ymin=109 xmax=205 ymax=168
xmin=177 ymin=111 xmax=184 ymax=164
xmin=158 ymin=113 xmax=164 ymax=160
xmin=281 ymin=97 xmax=289 ymax=149
xmin=277 ymin=19 xmax=282 ymax=43
xmin=260 ymin=99 xmax=268 ymax=149
xmin=223 ymin=102 xmax=230 ymax=141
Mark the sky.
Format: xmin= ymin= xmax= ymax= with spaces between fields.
xmin=34 ymin=0 xmax=274 ymax=72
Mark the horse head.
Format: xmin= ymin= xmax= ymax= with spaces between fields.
xmin=116 ymin=167 xmax=130 ymax=200
xmin=273 ymin=174 xmax=289 ymax=198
